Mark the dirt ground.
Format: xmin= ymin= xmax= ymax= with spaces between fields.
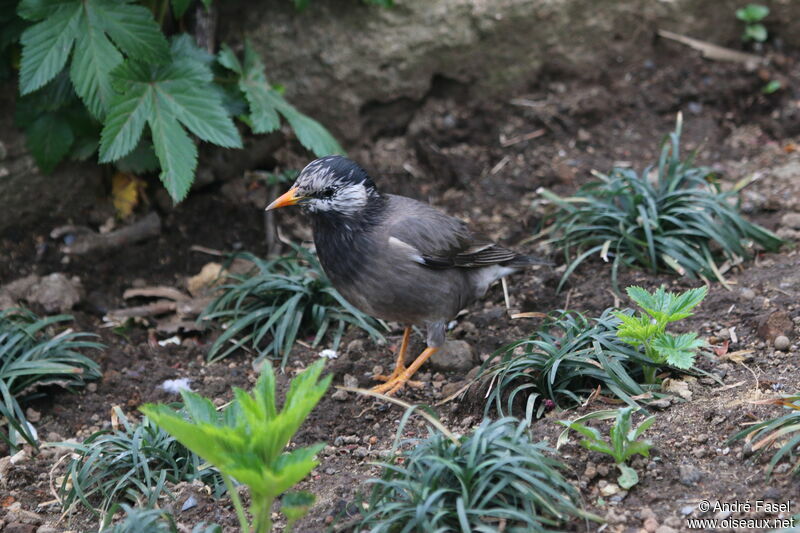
xmin=1 ymin=36 xmax=799 ymax=533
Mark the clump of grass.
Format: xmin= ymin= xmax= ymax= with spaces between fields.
xmin=360 ymin=417 xmax=598 ymax=532
xmin=100 ymin=504 xmax=220 ymax=533
xmin=729 ymin=393 xmax=800 ymax=477
xmin=0 ymin=308 xmax=102 ymax=450
xmin=201 ymin=246 xmax=385 ymax=366
xmin=479 ymin=308 xmax=658 ymax=422
xmin=541 ymin=114 xmax=783 ymax=291
xmin=57 ymin=407 xmax=224 ymax=520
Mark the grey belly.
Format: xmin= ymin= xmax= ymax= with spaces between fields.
xmin=332 ymin=263 xmax=474 ymax=325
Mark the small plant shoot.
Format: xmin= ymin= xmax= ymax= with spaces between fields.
xmin=614 ymin=285 xmax=708 ymax=384
xmin=141 ymin=360 xmax=331 ymax=533
xmin=559 ymin=407 xmax=655 ymax=489
xmin=736 ymin=4 xmax=770 ymax=42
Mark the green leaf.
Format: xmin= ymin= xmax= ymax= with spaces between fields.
xmin=736 ymin=4 xmax=769 ymax=22
xmin=651 ymin=332 xmax=704 ymax=369
xmin=150 ymin=105 xmax=197 ymax=202
xmin=219 ymin=41 xmax=343 ymax=156
xmin=99 ymin=83 xmax=152 ymax=161
xmin=172 ymin=0 xmax=192 ymax=18
xmin=616 ymin=463 xmax=638 ymax=489
xmin=100 ymin=0 xmax=169 ymax=63
xmin=69 ymin=13 xmax=123 ymax=118
xmin=99 ymin=36 xmax=241 ymax=202
xmin=278 ymin=104 xmax=343 ymax=156
xmin=18 ymin=2 xmax=81 ymax=94
xmin=25 ymin=112 xmax=74 ymax=172
xmin=613 ymin=311 xmax=659 ymax=344
xmin=744 ymin=23 xmax=767 ymax=42
xmin=282 ymin=491 xmax=315 ymax=523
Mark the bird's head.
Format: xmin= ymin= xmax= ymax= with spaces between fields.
xmin=265 ymin=156 xmax=380 ymax=217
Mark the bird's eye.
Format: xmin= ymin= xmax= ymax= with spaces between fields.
xmin=320 ymin=187 xmax=335 ymax=198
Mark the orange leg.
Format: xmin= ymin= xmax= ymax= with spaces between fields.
xmin=371 ymin=346 xmax=439 ymax=396
xmin=373 ymin=326 xmax=411 ymax=382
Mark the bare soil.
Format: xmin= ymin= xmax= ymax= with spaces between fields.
xmin=1 ymin=37 xmax=799 ymax=533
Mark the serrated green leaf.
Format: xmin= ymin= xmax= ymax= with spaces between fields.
xmin=101 ymin=0 xmax=169 ymax=63
xmin=18 ymin=2 xmax=80 ymax=94
xmin=278 ymin=104 xmax=344 ymax=156
xmin=172 ymin=0 xmax=192 ymax=18
xmin=150 ymin=105 xmax=197 ymax=202
xmin=25 ymin=112 xmax=73 ymax=172
xmin=99 ymin=84 xmax=152 ymax=161
xmin=156 ymin=80 xmax=241 ymax=148
xmin=652 ymin=332 xmax=703 ymax=369
xmin=69 ymin=13 xmax=122 ymax=118
xmin=99 ymin=36 xmax=241 ymax=201
xmin=221 ymin=41 xmax=343 ymax=156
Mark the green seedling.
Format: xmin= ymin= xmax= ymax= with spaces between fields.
xmin=559 ymin=407 xmax=655 ymax=489
xmin=614 ymin=285 xmax=707 ymax=384
xmin=763 ymin=80 xmax=782 ymax=94
xmin=141 ymin=359 xmax=331 ymax=533
xmin=736 ymin=4 xmax=770 ymax=42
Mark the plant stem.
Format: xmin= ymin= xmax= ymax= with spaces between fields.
xmin=222 ymin=474 xmax=249 ymax=533
xmin=252 ymin=496 xmax=274 ymax=533
xmin=643 ymin=365 xmax=657 ymax=385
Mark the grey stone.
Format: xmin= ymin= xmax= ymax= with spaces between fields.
xmin=781 ymin=212 xmax=800 ymax=230
xmin=679 ymin=464 xmax=703 ymax=486
xmin=234 ymin=1 xmax=800 ymax=144
xmin=774 ymin=335 xmax=790 ymax=351
xmin=331 ymin=389 xmax=349 ymax=401
xmin=429 ymin=340 xmax=475 ymax=373
xmin=25 ymin=273 xmax=82 ymax=313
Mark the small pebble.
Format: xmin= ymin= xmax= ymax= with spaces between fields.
xmin=331 ymin=390 xmax=349 ymax=402
xmin=353 ymin=446 xmax=369 ymax=458
xmin=740 ymin=288 xmax=756 ymax=300
xmin=774 ymin=335 xmax=790 ymax=351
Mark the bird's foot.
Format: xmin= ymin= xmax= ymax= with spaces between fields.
xmin=370 ymin=371 xmax=424 ymax=395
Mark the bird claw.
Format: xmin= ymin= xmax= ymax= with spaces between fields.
xmin=370 ymin=374 xmax=424 ymax=396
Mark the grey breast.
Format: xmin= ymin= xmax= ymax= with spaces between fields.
xmin=342 ymin=194 xmax=479 ymax=326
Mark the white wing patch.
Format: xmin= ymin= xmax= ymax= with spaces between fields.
xmin=388 ymin=236 xmax=425 ymax=264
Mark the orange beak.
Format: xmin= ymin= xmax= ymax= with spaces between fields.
xmin=265 ymin=186 xmax=303 ymax=211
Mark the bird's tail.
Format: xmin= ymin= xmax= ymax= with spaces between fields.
xmin=504 ymin=253 xmax=553 ymax=268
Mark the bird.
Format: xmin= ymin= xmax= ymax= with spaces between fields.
xmin=266 ymin=155 xmax=546 ymax=395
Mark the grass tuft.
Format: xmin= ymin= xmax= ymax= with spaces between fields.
xmin=729 ymin=393 xmax=800 ymax=477
xmin=200 ymin=245 xmax=386 ymax=367
xmin=360 ymin=417 xmax=597 ymax=532
xmin=541 ymin=114 xmax=783 ymax=291
xmin=479 ymin=309 xmax=659 ymax=422
xmin=99 ymin=504 xmax=220 ymax=533
xmin=57 ymin=407 xmax=223 ymax=520
xmin=0 ymin=308 xmax=102 ymax=451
